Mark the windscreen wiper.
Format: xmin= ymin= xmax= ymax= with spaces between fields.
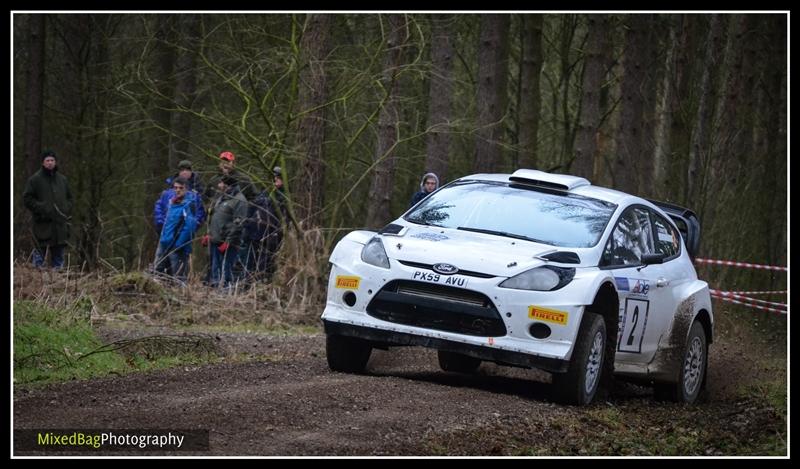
xmin=457 ymin=226 xmax=545 ymax=244
xmin=405 ymin=217 xmax=440 ymax=227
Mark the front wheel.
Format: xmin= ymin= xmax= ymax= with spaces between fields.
xmin=654 ymin=320 xmax=707 ymax=403
xmin=326 ymin=334 xmax=372 ymax=373
xmin=552 ymin=312 xmax=606 ymax=405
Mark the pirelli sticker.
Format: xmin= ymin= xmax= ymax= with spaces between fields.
xmin=528 ymin=306 xmax=568 ymax=325
xmin=335 ymin=275 xmax=361 ymax=289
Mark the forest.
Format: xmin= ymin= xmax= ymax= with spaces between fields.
xmin=12 ymin=13 xmax=787 ymax=294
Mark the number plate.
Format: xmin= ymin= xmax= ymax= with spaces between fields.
xmin=411 ymin=270 xmax=469 ymax=288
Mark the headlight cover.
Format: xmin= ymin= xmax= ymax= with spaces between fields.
xmin=361 ymin=237 xmax=390 ymax=269
xmin=499 ymin=265 xmax=575 ymax=291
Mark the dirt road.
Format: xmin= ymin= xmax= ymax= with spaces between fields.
xmin=13 ymin=319 xmax=786 ymax=456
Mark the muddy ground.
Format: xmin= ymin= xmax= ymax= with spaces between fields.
xmin=13 ymin=311 xmax=786 ymax=456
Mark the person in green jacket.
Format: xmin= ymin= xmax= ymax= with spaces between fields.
xmin=202 ymin=174 xmax=248 ymax=289
xmin=22 ymin=150 xmax=73 ymax=269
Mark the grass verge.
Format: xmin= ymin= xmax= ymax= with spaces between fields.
xmin=13 ymin=300 xmax=221 ymax=386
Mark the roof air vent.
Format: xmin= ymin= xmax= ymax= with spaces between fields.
xmin=509 ymin=169 xmax=590 ymax=191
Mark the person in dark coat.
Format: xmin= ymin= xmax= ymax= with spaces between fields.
xmin=22 ymin=150 xmax=73 ymax=269
xmin=237 ymin=189 xmax=273 ymax=281
xmin=234 ymin=165 xmax=288 ymax=283
xmin=264 ymin=166 xmax=289 ymax=279
xmin=409 ymin=172 xmax=439 ymax=208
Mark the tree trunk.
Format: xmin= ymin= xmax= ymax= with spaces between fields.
xmin=686 ymin=14 xmax=725 ymax=204
xmin=558 ymin=15 xmax=580 ymax=167
xmin=518 ymin=14 xmax=543 ymax=171
xmin=148 ymin=15 xmax=176 ymax=218
xmin=474 ymin=14 xmax=511 ymax=174
xmin=365 ymin=14 xmax=408 ymax=229
xmin=52 ymin=14 xmax=111 ymax=267
xmin=652 ymin=16 xmax=679 ymax=198
xmin=614 ymin=14 xmax=650 ymax=193
xmin=53 ymin=14 xmax=91 ymax=262
xmin=666 ymin=15 xmax=700 ymax=204
xmin=594 ymin=16 xmax=620 ymax=186
xmin=169 ymin=14 xmax=200 ymax=170
xmin=572 ymin=15 xmax=606 ymax=179
xmin=711 ymin=15 xmax=754 ymax=200
xmin=761 ymin=15 xmax=787 ymax=273
xmin=24 ymin=14 xmax=46 ymax=179
xmin=423 ymin=14 xmax=455 ymax=181
xmin=296 ymin=14 xmax=332 ymax=228
xmin=83 ymin=17 xmax=114 ymax=267
xmin=636 ymin=17 xmax=661 ymax=197
xmin=142 ymin=15 xmax=176 ymax=264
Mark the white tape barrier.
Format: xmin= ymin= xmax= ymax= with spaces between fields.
xmin=710 ymin=294 xmax=788 ymax=314
xmin=695 ymin=258 xmax=788 ymax=272
xmin=709 ymin=289 xmax=788 ymax=308
xmin=724 ymin=290 xmax=787 ymax=296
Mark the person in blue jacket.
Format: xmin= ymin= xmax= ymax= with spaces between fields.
xmin=155 ymin=177 xmax=198 ymax=282
xmin=154 ymin=160 xmax=205 ymax=233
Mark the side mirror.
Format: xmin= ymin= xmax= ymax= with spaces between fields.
xmin=641 ymin=253 xmax=666 ymax=265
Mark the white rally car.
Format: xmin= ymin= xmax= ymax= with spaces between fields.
xmin=321 ymin=170 xmax=713 ymax=405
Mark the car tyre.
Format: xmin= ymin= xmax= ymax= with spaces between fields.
xmin=326 ymin=334 xmax=372 ymax=373
xmin=438 ymin=350 xmax=481 ymax=373
xmin=552 ymin=312 xmax=606 ymax=405
xmin=654 ymin=320 xmax=707 ymax=404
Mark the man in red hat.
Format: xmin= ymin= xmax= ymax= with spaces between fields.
xmin=202 ymin=150 xmax=258 ymax=284
xmin=205 ymin=150 xmax=257 ymax=202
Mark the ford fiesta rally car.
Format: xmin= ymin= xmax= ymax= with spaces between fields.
xmin=321 ymin=169 xmax=713 ymax=405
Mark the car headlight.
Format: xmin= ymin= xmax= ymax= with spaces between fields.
xmin=361 ymin=237 xmax=390 ymax=269
xmin=499 ymin=266 xmax=575 ymax=291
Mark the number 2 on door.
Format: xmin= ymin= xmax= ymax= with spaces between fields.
xmin=619 ymin=298 xmax=649 ymax=353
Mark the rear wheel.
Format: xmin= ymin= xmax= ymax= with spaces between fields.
xmin=654 ymin=320 xmax=707 ymax=403
xmin=437 ymin=350 xmax=481 ymax=373
xmin=326 ymin=334 xmax=372 ymax=373
xmin=552 ymin=312 xmax=606 ymax=405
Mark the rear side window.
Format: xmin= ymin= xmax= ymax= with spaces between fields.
xmin=653 ymin=214 xmax=680 ymax=259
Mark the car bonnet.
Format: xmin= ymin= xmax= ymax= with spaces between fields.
xmin=381 ymin=225 xmax=554 ymax=277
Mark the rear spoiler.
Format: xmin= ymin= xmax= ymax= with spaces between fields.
xmin=647 ymin=199 xmax=701 ymax=260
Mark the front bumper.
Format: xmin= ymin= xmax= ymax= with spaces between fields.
xmin=321 ymin=256 xmax=596 ymax=372
xmin=323 ymin=319 xmax=569 ymax=373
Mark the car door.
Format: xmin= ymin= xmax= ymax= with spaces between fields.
xmin=647 ymin=211 xmax=693 ymax=349
xmin=600 ymin=206 xmax=676 ymax=365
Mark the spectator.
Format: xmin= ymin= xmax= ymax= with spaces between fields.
xmin=154 ymin=177 xmax=198 ymax=283
xmin=264 ymin=166 xmax=289 ymax=279
xmin=203 ymin=174 xmax=247 ymax=289
xmin=409 ymin=172 xmax=439 ymax=207
xmin=22 ymin=150 xmax=73 ymax=269
xmin=154 ymin=159 xmax=205 ymax=234
xmin=205 ymin=151 xmax=257 ymax=202
xmin=237 ymin=189 xmax=273 ymax=281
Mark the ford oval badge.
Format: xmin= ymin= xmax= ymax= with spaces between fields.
xmin=432 ymin=263 xmax=459 ymax=275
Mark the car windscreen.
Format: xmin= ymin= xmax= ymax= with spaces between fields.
xmin=404 ymin=181 xmax=616 ymax=248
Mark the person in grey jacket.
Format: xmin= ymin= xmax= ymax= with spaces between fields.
xmin=409 ymin=172 xmax=439 ymax=208
xmin=202 ymin=174 xmax=247 ymax=289
xmin=22 ymin=150 xmax=73 ymax=269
